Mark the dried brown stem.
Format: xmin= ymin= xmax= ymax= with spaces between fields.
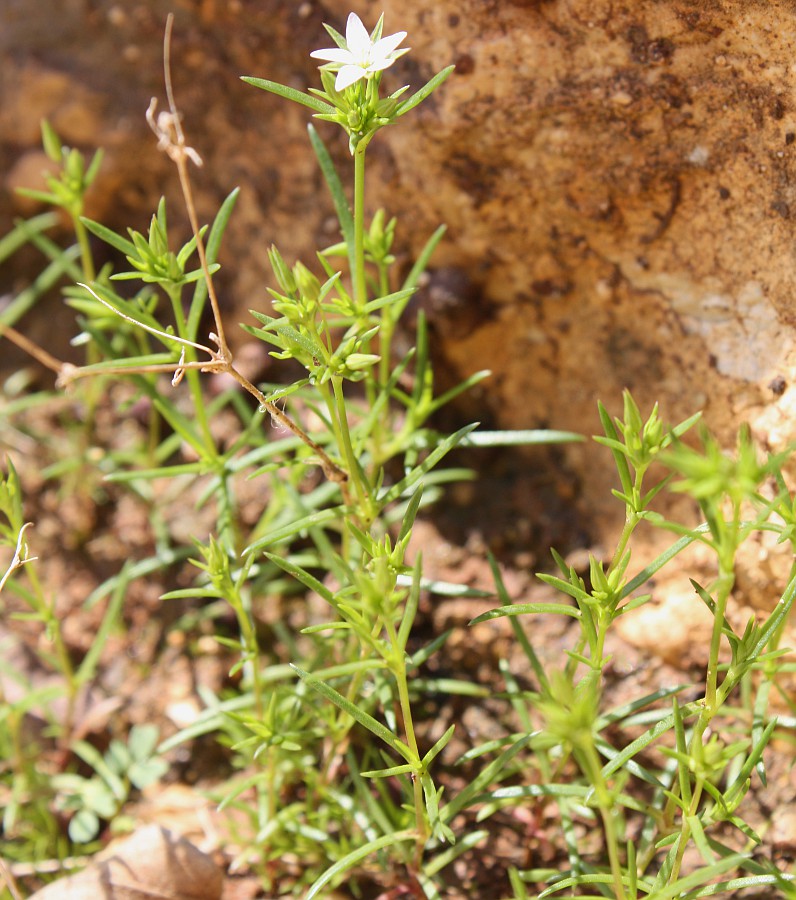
xmin=0 ymin=322 xmax=65 ymax=375
xmin=144 ymin=15 xmax=351 ymax=494
xmin=0 ymin=15 xmax=352 ymax=500
xmin=0 ymin=855 xmax=24 ymax=900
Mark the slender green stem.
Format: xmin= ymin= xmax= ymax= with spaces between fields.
xmin=72 ymin=215 xmax=96 ymax=283
xmin=22 ymin=562 xmax=78 ymax=740
xmin=704 ymin=569 xmax=734 ymax=712
xmin=391 ymin=642 xmax=428 ymax=856
xmin=331 ymin=375 xmax=373 ymax=522
xmin=610 ymin=511 xmax=640 ymax=575
xmin=164 ymin=285 xmax=215 ymax=455
xmin=377 ymin=263 xmax=393 ymax=388
xmin=667 ymin=531 xmax=736 ymax=887
xmin=353 ymin=146 xmax=367 ymax=313
xmin=666 ymin=775 xmax=705 ymax=885
xmin=227 ymin=574 xmax=263 ymax=717
xmin=577 ymin=740 xmax=627 ymax=900
xmin=320 ymin=644 xmax=370 ymax=783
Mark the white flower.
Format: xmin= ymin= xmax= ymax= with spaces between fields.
xmin=310 ymin=13 xmax=408 ymax=92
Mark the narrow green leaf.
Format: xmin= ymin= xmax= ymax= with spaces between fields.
xmin=304 ymin=830 xmax=416 ymax=900
xmin=188 ymin=187 xmax=240 ymax=338
xmin=379 ymin=424 xmax=479 ymax=505
xmin=750 ymin=570 xmax=796 ymax=658
xmin=460 ymin=429 xmax=584 ymax=447
xmin=71 ymin=741 xmax=126 ymax=802
xmin=360 ymin=763 xmax=415 ymax=778
xmin=291 ymin=664 xmax=415 ymax=762
xmin=84 ymin=547 xmax=192 ymax=610
xmin=395 ymin=65 xmax=455 ymax=117
xmin=488 ymin=552 xmax=549 ymax=692
xmin=41 ymin=119 xmax=63 ymax=162
xmin=151 ymin=396 xmax=206 ymax=457
xmin=308 ymin=124 xmax=355 ymax=275
xmin=241 ymin=77 xmax=335 ymax=114
xmin=620 ymin=526 xmax=711 ymax=599
xmin=597 ymin=399 xmax=633 ymax=499
xmin=397 ymin=486 xmax=424 ymax=544
xmin=105 ymin=461 xmax=205 ymax=482
xmin=397 ymin=556 xmax=422 ymax=651
xmin=75 ymin=562 xmax=128 ymax=685
xmin=1 ymin=244 xmax=82 ymax=326
xmin=488 ymin=783 xmax=591 ymax=802
xmin=401 ymin=225 xmax=446 ymax=294
xmin=470 ymin=602 xmax=581 ymax=626
xmin=60 ymin=353 xmax=176 ymax=378
xmin=422 ymin=724 xmax=456 ymax=768
xmin=275 ymin=322 xmax=327 ymax=358
xmin=440 ymin=734 xmax=533 ymax=823
xmin=244 ymin=506 xmax=344 ymax=554
xmin=427 ymin=370 xmax=492 ymax=415
xmin=264 ymin=553 xmax=335 ymax=603
xmin=538 ymin=873 xmax=623 ymax=897
xmin=650 ymin=853 xmax=745 ymax=899
xmin=85 ymin=148 xmax=104 ymax=185
xmin=601 ymin=701 xmax=703 ymax=779
xmin=80 ymin=217 xmax=137 ymax=256
xmin=13 ymin=188 xmax=60 ymax=206
xmin=0 ymin=212 xmax=59 ymax=264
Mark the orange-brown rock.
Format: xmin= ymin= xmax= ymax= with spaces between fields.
xmin=3 ymin=0 xmax=795 ymax=551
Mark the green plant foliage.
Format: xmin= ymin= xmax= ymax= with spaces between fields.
xmin=0 ymin=9 xmax=793 ymax=900
xmin=51 ymin=725 xmax=168 ymax=843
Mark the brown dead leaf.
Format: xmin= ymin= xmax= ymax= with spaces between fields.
xmin=27 ymin=825 xmax=223 ymax=900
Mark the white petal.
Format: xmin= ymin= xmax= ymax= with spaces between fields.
xmin=345 ymin=13 xmax=372 ymax=58
xmin=310 ymin=47 xmax=355 ymax=64
xmin=335 ymin=65 xmax=366 ymax=91
xmin=373 ymin=31 xmax=407 ymax=59
xmin=366 ymin=58 xmax=395 ymax=74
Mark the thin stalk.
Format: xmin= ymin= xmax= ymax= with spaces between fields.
xmin=353 ymin=145 xmax=367 ymax=313
xmin=577 ymin=740 xmax=627 ymax=900
xmin=320 ymin=638 xmax=376 ymax=784
xmin=609 ymin=465 xmax=650 ymax=575
xmin=382 ymin=612 xmax=428 ymax=858
xmin=156 ymin=14 xmax=229 ymax=359
xmin=0 ymin=846 xmax=24 ymax=900
xmin=331 ymin=375 xmax=373 ymax=522
xmin=164 ymin=284 xmax=215 ymax=455
xmin=215 ymin=473 xmax=239 ymax=555
xmin=241 ymin=613 xmax=263 ymax=716
xmin=666 ymin=775 xmax=705 ymax=886
xmin=0 ymin=322 xmax=65 ymax=376
xmin=25 ymin=561 xmax=79 ymax=740
xmin=141 ymin=17 xmax=351 ymax=495
xmin=667 ymin=533 xmax=736 ymax=887
xmin=377 ymin=263 xmax=392 ymax=389
xmin=704 ymin=569 xmax=734 ymax=713
xmin=72 ymin=215 xmax=95 ymax=283
xmin=266 ymin=744 xmax=277 ymax=822
xmin=397 ymin=671 xmax=427 ymax=845
xmin=609 ymin=510 xmax=640 ymax=576
xmin=371 ymin=263 xmax=395 ymax=464
xmin=71 ymin=189 xmax=105 ymax=435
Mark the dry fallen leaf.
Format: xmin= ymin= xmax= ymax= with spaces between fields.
xmin=27 ymin=825 xmax=223 ymax=900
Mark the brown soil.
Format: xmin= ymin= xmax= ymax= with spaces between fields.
xmin=1 ymin=367 xmax=795 ymax=899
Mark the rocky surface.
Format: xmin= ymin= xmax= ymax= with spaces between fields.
xmin=3 ymin=0 xmax=796 ymax=577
